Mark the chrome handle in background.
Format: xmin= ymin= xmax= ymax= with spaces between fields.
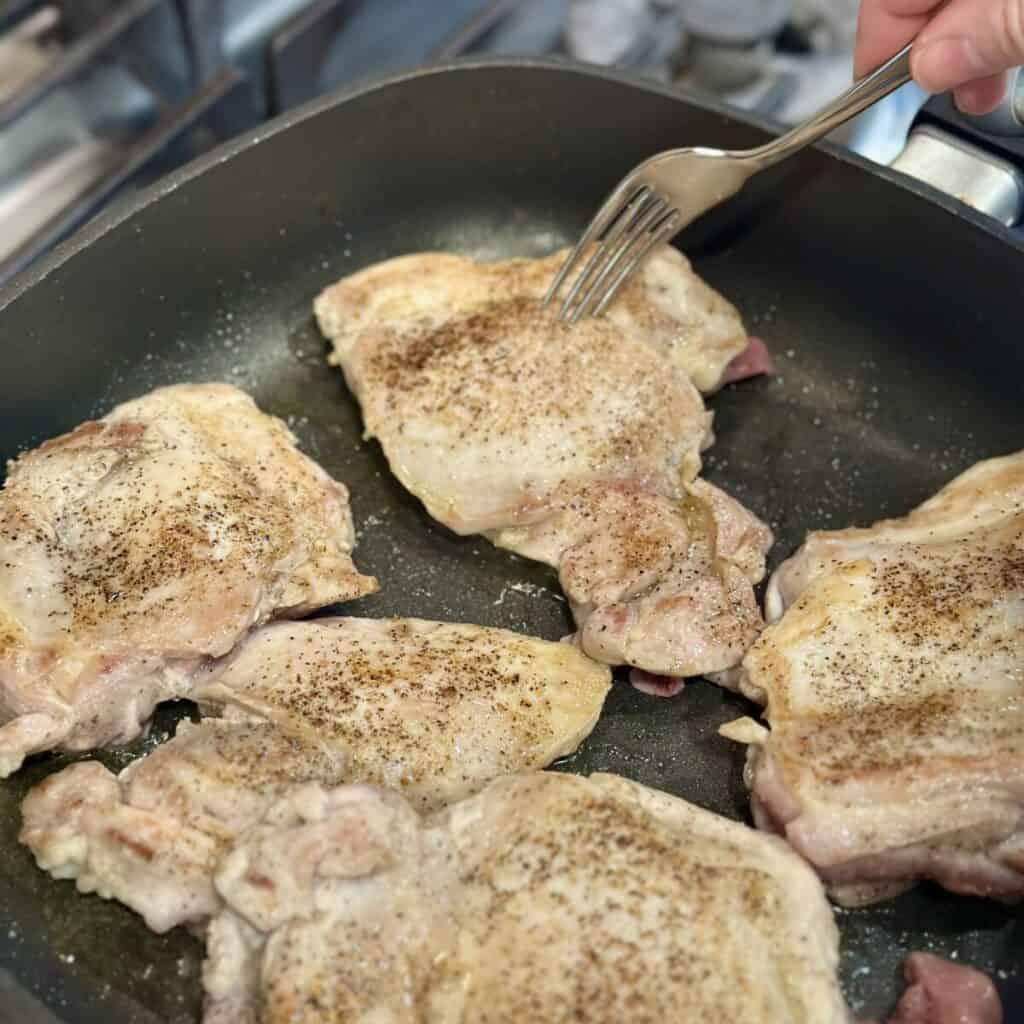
xmin=893 ymin=66 xmax=1024 ymax=226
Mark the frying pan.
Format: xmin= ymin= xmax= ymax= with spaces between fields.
xmin=0 ymin=59 xmax=1022 ymax=1024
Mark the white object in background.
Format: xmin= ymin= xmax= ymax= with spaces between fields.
xmin=567 ymin=0 xmax=653 ymax=66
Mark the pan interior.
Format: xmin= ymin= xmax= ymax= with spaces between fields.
xmin=0 ymin=63 xmax=1022 ymax=1023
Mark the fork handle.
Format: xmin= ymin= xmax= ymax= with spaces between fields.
xmin=742 ymin=43 xmax=913 ymax=169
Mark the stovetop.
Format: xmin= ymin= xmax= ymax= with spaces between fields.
xmin=0 ymin=0 xmax=1019 ymax=287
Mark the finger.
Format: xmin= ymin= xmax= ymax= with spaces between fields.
xmin=854 ymin=0 xmax=944 ymax=77
xmin=912 ymin=0 xmax=1024 ymax=92
xmin=953 ymin=72 xmax=1010 ymax=113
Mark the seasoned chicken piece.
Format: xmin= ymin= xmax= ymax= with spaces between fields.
xmin=315 ymin=247 xmax=749 ymax=394
xmin=316 ymin=251 xmax=772 ymax=680
xmin=323 ymin=288 xmax=712 ymax=536
xmin=723 ymin=452 xmax=1024 ymax=905
xmin=491 ymin=479 xmax=771 ymax=677
xmin=202 ymin=772 xmax=849 ymax=1024
xmin=0 ymin=384 xmax=376 ymax=777
xmin=20 ymin=617 xmax=610 ymax=931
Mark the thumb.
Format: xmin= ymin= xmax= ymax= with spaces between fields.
xmin=911 ymin=0 xmax=1024 ymax=93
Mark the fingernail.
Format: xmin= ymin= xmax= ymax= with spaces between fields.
xmin=912 ymin=37 xmax=988 ymax=93
xmin=953 ymin=79 xmax=1005 ymax=116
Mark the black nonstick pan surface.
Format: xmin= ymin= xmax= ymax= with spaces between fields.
xmin=0 ymin=60 xmax=1022 ymax=1023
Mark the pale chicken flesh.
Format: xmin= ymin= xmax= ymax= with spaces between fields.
xmin=202 ymin=772 xmax=849 ymax=1024
xmin=315 ymin=246 xmax=750 ymax=395
xmin=491 ymin=478 xmax=771 ymax=678
xmin=723 ymin=452 xmax=1024 ymax=905
xmin=20 ymin=617 xmax=610 ymax=931
xmin=315 ymin=249 xmax=772 ymax=680
xmin=0 ymin=383 xmax=376 ymax=777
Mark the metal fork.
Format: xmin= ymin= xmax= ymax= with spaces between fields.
xmin=545 ymin=43 xmax=913 ymax=324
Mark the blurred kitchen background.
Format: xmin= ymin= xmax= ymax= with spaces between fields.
xmin=1 ymin=0 xmax=1021 ymax=286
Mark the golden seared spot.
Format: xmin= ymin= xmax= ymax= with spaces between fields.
xmin=264 ymin=940 xmax=361 ymax=1024
xmin=0 ymin=608 xmax=23 ymax=656
xmin=105 ymin=829 xmax=155 ymax=862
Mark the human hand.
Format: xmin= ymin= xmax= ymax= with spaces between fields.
xmin=855 ymin=0 xmax=1023 ymax=114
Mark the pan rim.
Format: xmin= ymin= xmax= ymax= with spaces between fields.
xmin=1 ymin=54 xmax=1021 ymax=317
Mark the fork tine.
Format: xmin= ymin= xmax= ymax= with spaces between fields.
xmin=542 ymin=179 xmax=646 ymax=309
xmin=554 ymin=186 xmax=655 ymax=321
xmin=565 ymin=196 xmax=669 ymax=326
xmin=590 ymin=209 xmax=683 ymax=318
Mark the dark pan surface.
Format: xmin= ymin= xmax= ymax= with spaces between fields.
xmin=1 ymin=60 xmax=1023 ymax=1023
